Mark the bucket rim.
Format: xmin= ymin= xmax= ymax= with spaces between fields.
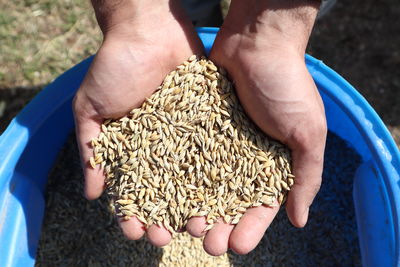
xmin=0 ymin=26 xmax=398 ymax=266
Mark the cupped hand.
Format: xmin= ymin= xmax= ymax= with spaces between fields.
xmin=186 ymin=0 xmax=326 ymax=255
xmin=73 ymin=4 xmax=203 ymax=247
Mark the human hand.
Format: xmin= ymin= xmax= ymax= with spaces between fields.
xmin=185 ymin=0 xmax=327 ymax=256
xmin=73 ymin=0 xmax=203 ymax=247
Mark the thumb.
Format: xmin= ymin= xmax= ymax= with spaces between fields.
xmin=285 ymin=142 xmax=325 ymax=227
xmin=73 ymin=95 xmax=105 ymax=200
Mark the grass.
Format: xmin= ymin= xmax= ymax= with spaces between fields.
xmin=0 ymin=0 xmax=231 ymax=88
xmin=0 ymin=0 xmax=101 ymax=88
xmin=0 ymin=0 xmax=398 ymax=147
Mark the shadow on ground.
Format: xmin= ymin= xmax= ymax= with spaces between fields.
xmin=309 ymin=0 xmax=400 ymax=130
xmin=0 ymin=86 xmax=42 ymax=133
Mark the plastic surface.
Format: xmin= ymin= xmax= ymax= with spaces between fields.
xmin=0 ymin=27 xmax=399 ymax=267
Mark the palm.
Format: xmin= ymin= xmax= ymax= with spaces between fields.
xmin=78 ymin=43 xmax=175 ymax=118
xmin=213 ymin=48 xmax=325 ymax=144
xmin=73 ymin=19 xmax=203 ymax=247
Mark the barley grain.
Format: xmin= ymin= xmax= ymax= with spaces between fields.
xmin=91 ymin=55 xmax=294 ymax=232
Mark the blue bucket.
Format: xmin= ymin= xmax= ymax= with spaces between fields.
xmin=0 ymin=28 xmax=399 ymax=267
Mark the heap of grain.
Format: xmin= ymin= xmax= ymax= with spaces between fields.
xmin=90 ymin=55 xmax=294 ymax=232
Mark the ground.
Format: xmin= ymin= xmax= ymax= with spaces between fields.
xmin=0 ymin=0 xmax=398 ymax=146
xmin=309 ymin=0 xmax=400 ymax=145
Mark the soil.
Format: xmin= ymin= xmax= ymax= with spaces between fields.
xmin=1 ymin=0 xmax=399 ymax=145
xmin=308 ymin=0 xmax=400 ymax=134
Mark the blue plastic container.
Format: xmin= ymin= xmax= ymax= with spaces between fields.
xmin=0 ymin=28 xmax=399 ymax=267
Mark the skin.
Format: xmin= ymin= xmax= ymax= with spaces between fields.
xmin=73 ymin=0 xmax=204 ymax=246
xmin=73 ymin=0 xmax=326 ymax=256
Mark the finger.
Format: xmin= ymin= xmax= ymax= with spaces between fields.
xmin=118 ymin=216 xmax=146 ymax=240
xmin=229 ymin=204 xmax=280 ymax=255
xmin=186 ymin=216 xmax=208 ymax=237
xmin=203 ymin=219 xmax=234 ymax=256
xmin=74 ymin=114 xmax=105 ymax=200
xmin=285 ymin=148 xmax=324 ymax=228
xmin=73 ymin=97 xmax=104 ymax=200
xmin=146 ymin=224 xmax=172 ymax=247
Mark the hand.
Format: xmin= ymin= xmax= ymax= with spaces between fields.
xmin=73 ymin=0 xmax=203 ymax=247
xmin=185 ymin=0 xmax=327 ymax=256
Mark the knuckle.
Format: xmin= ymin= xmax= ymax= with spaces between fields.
xmin=294 ymin=177 xmax=322 ymax=192
xmin=308 ymin=181 xmax=322 ymax=197
xmin=72 ymin=91 xmax=83 ymax=113
xmin=290 ymin=119 xmax=327 ymax=151
xmin=294 ymin=182 xmax=321 ymax=207
xmin=291 ymin=129 xmax=312 ymax=150
xmin=72 ymin=95 xmax=79 ymax=111
xmin=315 ymin=118 xmax=328 ymax=139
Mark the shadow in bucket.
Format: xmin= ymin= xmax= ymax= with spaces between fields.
xmin=226 ymin=132 xmax=362 ymax=266
xmin=1 ymin=58 xmax=363 ymax=266
xmin=0 ymin=58 xmax=92 ymax=265
xmin=34 ymin=135 xmax=164 ymax=266
xmin=7 ymin=95 xmax=75 ymax=259
xmin=33 ymin=132 xmax=362 ymax=266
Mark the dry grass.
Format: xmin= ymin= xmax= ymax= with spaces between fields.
xmin=0 ymin=0 xmax=234 ymax=88
xmin=0 ymin=0 xmax=399 ymax=146
xmin=0 ymin=0 xmax=101 ymax=88
xmin=221 ymin=0 xmax=231 ymax=17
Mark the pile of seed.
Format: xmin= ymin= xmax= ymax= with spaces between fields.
xmin=160 ymin=232 xmax=229 ymax=266
xmin=89 ymin=55 xmax=293 ymax=232
xmin=36 ymin=132 xmax=361 ymax=266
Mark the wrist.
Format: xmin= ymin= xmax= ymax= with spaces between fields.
xmin=92 ymin=0 xmax=188 ymax=41
xmin=220 ymin=0 xmax=320 ymax=55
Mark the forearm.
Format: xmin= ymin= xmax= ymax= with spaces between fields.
xmin=222 ymin=0 xmax=320 ymax=55
xmin=90 ymin=0 xmax=187 ymax=37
